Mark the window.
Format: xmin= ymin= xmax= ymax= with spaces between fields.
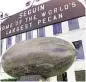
xmin=26 ymin=31 xmax=33 ymax=40
xmin=68 ymin=19 xmax=79 ymax=31
xmin=37 ymin=27 xmax=45 ymax=37
xmin=6 ymin=37 xmax=12 ymax=49
xmin=57 ymin=72 xmax=67 ymax=81
xmin=75 ymin=70 xmax=85 ymax=81
xmin=15 ymin=34 xmax=22 ymax=43
xmin=53 ymin=23 xmax=62 ymax=35
xmin=72 ymin=40 xmax=84 ymax=59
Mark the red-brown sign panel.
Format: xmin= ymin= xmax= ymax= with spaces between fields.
xmin=1 ymin=0 xmax=85 ymax=39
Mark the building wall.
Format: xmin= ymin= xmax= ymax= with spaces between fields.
xmin=0 ymin=0 xmax=86 ymax=82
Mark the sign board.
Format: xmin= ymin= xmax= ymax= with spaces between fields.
xmin=1 ymin=0 xmax=85 ymax=39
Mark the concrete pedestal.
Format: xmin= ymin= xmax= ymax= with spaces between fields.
xmin=20 ymin=75 xmax=45 ymax=81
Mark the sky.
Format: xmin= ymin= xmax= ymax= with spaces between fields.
xmin=0 ymin=0 xmax=86 ymax=16
xmin=0 ymin=0 xmax=31 ymax=15
xmin=0 ymin=0 xmax=50 ymax=16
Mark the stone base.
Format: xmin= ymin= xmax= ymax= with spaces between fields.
xmin=20 ymin=75 xmax=45 ymax=81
